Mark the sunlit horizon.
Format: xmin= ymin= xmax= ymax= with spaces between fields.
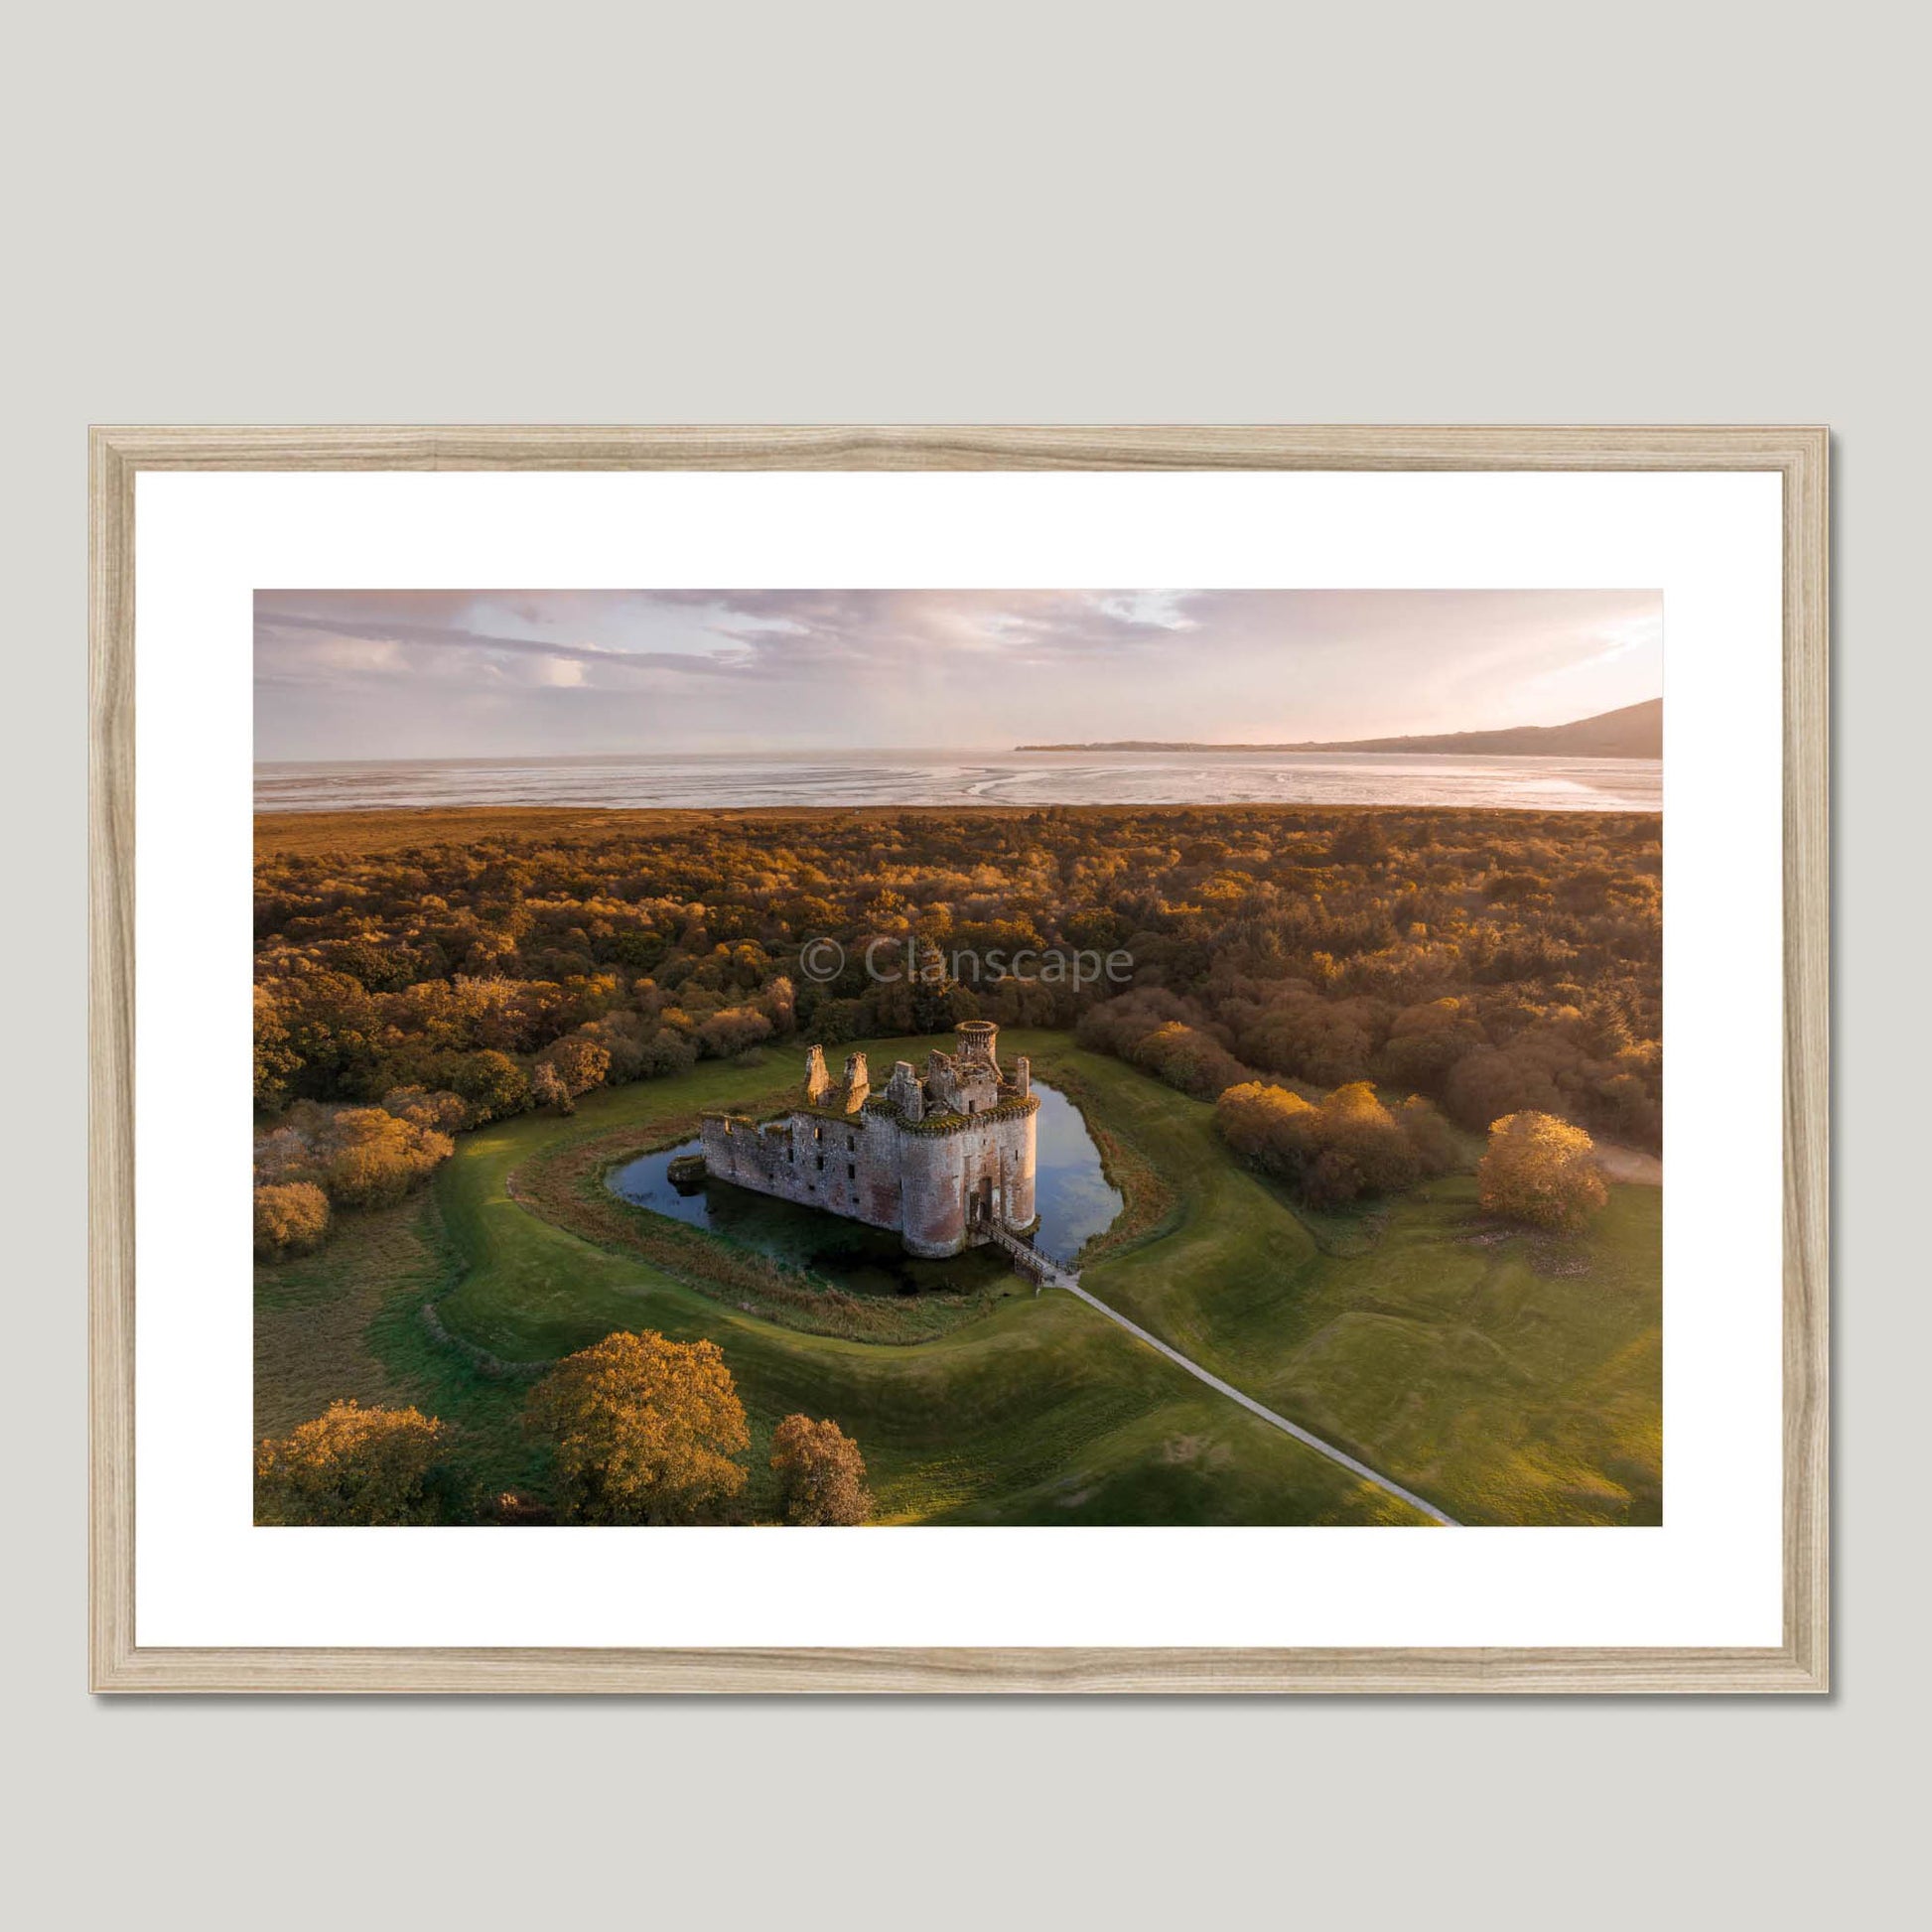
xmin=256 ymin=588 xmax=1662 ymax=761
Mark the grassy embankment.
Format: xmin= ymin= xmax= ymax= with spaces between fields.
xmin=257 ymin=1028 xmax=1660 ymax=1525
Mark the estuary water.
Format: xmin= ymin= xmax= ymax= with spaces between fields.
xmin=255 ymin=747 xmax=1661 ymax=813
xmin=606 ymin=1077 xmax=1122 ymax=1291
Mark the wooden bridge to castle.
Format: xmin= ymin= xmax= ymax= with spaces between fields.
xmin=978 ymin=1218 xmax=1075 ymax=1291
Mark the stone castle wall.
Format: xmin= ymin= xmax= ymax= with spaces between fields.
xmin=699 ymin=1108 xmax=904 ymax=1234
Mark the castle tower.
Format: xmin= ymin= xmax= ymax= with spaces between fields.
xmin=954 ymin=1020 xmax=1000 ymax=1074
xmin=803 ymin=1043 xmax=831 ymax=1107
xmin=1013 ymin=1054 xmax=1031 ymax=1098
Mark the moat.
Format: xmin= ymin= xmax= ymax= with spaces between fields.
xmin=607 ymin=1077 xmax=1121 ymax=1300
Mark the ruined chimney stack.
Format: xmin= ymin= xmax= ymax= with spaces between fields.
xmin=803 ymin=1043 xmax=831 ymax=1107
xmin=841 ymin=1051 xmax=871 ymax=1113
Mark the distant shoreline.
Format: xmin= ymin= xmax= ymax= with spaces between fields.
xmin=1016 ymin=742 xmax=1646 ymax=755
xmin=1020 ymin=697 xmax=1664 ymax=760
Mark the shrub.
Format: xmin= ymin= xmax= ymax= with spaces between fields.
xmin=634 ymin=1030 xmax=701 ymax=1079
xmin=255 ymin=1400 xmax=449 ymax=1524
xmin=253 ymin=1180 xmax=331 ymax=1259
xmin=309 ymin=1108 xmax=455 ymax=1208
xmin=1216 ymin=1079 xmax=1430 ymax=1206
xmin=1127 ymin=1020 xmax=1248 ymax=1100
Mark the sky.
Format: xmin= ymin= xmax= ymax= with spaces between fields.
xmin=254 ymin=588 xmax=1663 ymax=761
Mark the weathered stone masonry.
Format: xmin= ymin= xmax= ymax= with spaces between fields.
xmin=699 ymin=1021 xmax=1039 ymax=1257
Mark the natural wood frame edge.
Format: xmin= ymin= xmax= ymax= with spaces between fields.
xmin=88 ymin=424 xmax=1829 ymax=1696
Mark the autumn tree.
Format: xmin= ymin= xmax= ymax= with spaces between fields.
xmin=380 ymin=1085 xmax=469 ymax=1134
xmin=254 ymin=1180 xmax=330 ymax=1260
xmin=1216 ymin=1080 xmax=1319 ymax=1173
xmin=255 ymin=1104 xmax=454 ymax=1209
xmin=1395 ymin=1094 xmax=1460 ymax=1174
xmin=1314 ymin=1082 xmax=1421 ymax=1197
xmin=694 ymin=1005 xmax=773 ymax=1060
xmin=1127 ymin=1021 xmax=1248 ymax=1100
xmin=536 ymin=1034 xmax=612 ymax=1099
xmin=254 ymin=806 xmax=1662 ymax=1153
xmin=1477 ymin=1110 xmax=1608 ymax=1232
xmin=530 ymin=1060 xmax=573 ymax=1115
xmin=255 ymin=1399 xmax=449 ymax=1524
xmin=444 ymin=1047 xmax=530 ymax=1124
xmin=769 ymin=1415 xmax=873 ymax=1525
xmin=525 ymin=1329 xmax=750 ymax=1524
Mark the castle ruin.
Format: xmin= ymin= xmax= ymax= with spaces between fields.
xmin=698 ymin=1021 xmax=1039 ymax=1258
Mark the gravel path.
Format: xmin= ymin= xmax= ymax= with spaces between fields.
xmin=984 ymin=1226 xmax=1461 ymax=1527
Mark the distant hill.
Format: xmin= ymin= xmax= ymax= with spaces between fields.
xmin=1020 ymin=697 xmax=1662 ymax=759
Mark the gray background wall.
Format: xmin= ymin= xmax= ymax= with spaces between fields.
xmin=8 ymin=2 xmax=1918 ymax=1923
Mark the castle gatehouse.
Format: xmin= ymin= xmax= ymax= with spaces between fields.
xmin=698 ymin=1021 xmax=1040 ymax=1258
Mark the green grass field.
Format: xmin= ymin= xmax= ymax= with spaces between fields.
xmin=255 ymin=1030 xmax=1661 ymax=1525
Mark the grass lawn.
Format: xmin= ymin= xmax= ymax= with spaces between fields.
xmin=255 ymin=1029 xmax=1661 ymax=1525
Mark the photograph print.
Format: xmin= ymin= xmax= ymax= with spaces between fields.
xmin=253 ymin=588 xmax=1663 ymax=1531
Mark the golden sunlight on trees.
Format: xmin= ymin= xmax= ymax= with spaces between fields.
xmin=1477 ymin=1110 xmax=1609 ymax=1232
xmin=535 ymin=1035 xmax=612 ymax=1110
xmin=524 ymin=1329 xmax=750 ymax=1524
xmin=769 ymin=1415 xmax=873 ymax=1525
xmin=254 ymin=806 xmax=1662 ymax=1255
xmin=253 ymin=1179 xmax=331 ymax=1260
xmin=255 ymin=1399 xmax=449 ymax=1524
xmin=255 ymin=1101 xmax=455 ymax=1210
xmin=530 ymin=1061 xmax=572 ymax=1115
xmin=1215 ymin=1078 xmax=1455 ymax=1207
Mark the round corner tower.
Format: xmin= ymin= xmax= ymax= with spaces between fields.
xmin=897 ymin=1020 xmax=1038 ymax=1257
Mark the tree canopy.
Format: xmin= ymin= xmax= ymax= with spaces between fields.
xmin=524 ymin=1329 xmax=751 ymax=1524
xmin=254 ymin=805 xmax=1660 ymax=1255
xmin=769 ymin=1414 xmax=873 ymax=1525
xmin=253 ymin=1179 xmax=331 ymax=1260
xmin=255 ymin=1399 xmax=450 ymax=1524
xmin=1215 ymin=1078 xmax=1455 ymax=1207
xmin=1476 ymin=1110 xmax=1609 ymax=1232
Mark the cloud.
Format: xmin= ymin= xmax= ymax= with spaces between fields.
xmin=255 ymin=588 xmax=1663 ymax=760
xmin=255 ymin=606 xmax=752 ymax=678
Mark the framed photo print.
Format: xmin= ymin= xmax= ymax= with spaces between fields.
xmin=90 ymin=425 xmax=1827 ymax=1692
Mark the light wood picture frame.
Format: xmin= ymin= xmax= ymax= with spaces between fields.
xmin=90 ymin=424 xmax=1829 ymax=1694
